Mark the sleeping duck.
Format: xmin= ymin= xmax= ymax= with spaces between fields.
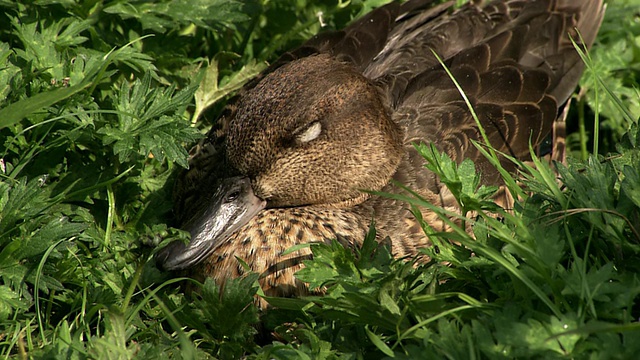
xmin=156 ymin=0 xmax=604 ymax=299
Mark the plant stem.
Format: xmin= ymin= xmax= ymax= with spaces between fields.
xmin=105 ymin=184 xmax=115 ymax=247
xmin=122 ymin=260 xmax=145 ymax=313
xmin=578 ymin=96 xmax=588 ymax=160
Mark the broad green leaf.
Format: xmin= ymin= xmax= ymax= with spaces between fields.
xmin=192 ymin=57 xmax=266 ymax=123
xmin=0 ymin=285 xmax=28 ymax=322
xmin=365 ymin=326 xmax=395 ymax=357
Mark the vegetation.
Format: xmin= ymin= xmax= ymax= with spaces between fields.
xmin=1 ymin=0 xmax=639 ymax=358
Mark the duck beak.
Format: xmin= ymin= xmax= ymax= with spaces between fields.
xmin=156 ymin=176 xmax=266 ymax=271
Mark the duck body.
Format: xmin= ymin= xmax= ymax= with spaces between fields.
xmin=156 ymin=0 xmax=604 ymax=299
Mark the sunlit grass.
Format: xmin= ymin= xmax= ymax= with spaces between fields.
xmin=1 ymin=0 xmax=639 ymax=358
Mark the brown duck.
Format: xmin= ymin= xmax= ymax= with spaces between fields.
xmin=156 ymin=0 xmax=604 ymax=300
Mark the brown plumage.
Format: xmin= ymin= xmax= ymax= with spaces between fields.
xmin=156 ymin=0 xmax=604 ymax=303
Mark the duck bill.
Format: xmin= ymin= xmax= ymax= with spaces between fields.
xmin=156 ymin=176 xmax=266 ymax=271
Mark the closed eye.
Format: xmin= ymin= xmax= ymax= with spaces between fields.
xmin=295 ymin=121 xmax=322 ymax=143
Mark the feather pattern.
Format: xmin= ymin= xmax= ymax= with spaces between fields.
xmin=161 ymin=0 xmax=605 ymax=304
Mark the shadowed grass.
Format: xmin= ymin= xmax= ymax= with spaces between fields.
xmin=1 ymin=0 xmax=639 ymax=358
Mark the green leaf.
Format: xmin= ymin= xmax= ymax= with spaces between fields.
xmin=187 ymin=274 xmax=261 ymax=355
xmin=295 ymin=240 xmax=360 ymax=290
xmin=0 ymin=285 xmax=28 ymax=322
xmin=0 ymin=77 xmax=95 ymax=130
xmin=0 ymin=177 xmax=53 ymax=239
xmin=98 ymin=72 xmax=202 ymax=166
xmin=88 ymin=311 xmax=138 ymax=359
xmin=621 ymin=164 xmax=640 ymax=208
xmin=13 ymin=217 xmax=86 ymax=259
xmin=104 ymin=0 xmax=249 ymax=32
xmin=365 ymin=326 xmax=395 ymax=357
xmin=414 ymin=142 xmax=499 ymax=214
xmin=192 ymin=57 xmax=266 ymax=123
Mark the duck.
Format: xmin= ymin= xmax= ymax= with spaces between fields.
xmin=156 ymin=0 xmax=604 ymax=301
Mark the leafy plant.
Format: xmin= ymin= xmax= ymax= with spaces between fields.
xmin=1 ymin=0 xmax=639 ymax=359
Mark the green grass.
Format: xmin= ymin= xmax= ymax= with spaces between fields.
xmin=1 ymin=0 xmax=639 ymax=358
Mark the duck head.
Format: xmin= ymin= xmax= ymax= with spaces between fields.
xmin=228 ymin=54 xmax=403 ymax=207
xmin=158 ymin=54 xmax=403 ymax=270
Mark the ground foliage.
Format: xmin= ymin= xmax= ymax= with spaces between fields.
xmin=0 ymin=0 xmax=639 ymax=358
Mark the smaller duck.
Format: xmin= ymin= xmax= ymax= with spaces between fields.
xmin=157 ymin=0 xmax=604 ymax=302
